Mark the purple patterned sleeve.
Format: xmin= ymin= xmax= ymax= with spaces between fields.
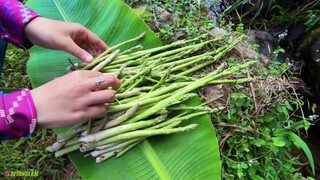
xmin=0 ymin=0 xmax=40 ymax=48
xmin=0 ymin=89 xmax=37 ymax=140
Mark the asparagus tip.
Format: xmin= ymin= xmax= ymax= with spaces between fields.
xmin=139 ymin=31 xmax=146 ymax=38
xmin=185 ymin=124 xmax=199 ymax=131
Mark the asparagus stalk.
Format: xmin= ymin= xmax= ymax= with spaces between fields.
xmin=115 ymin=83 xmax=185 ymax=105
xmin=108 ymin=35 xmax=207 ymax=66
xmin=115 ymin=140 xmax=143 ymax=159
xmin=91 ymin=49 xmax=120 ymax=71
xmin=49 ymin=33 xmax=257 ymax=162
xmin=177 ymin=37 xmax=242 ymax=76
xmin=118 ymin=45 xmax=143 ymax=55
xmin=126 ymin=75 xmax=146 ymax=91
xmin=94 ymin=113 xmax=109 ymax=132
xmin=104 ymin=113 xmax=186 ymax=158
xmin=80 ymin=124 xmax=198 ymax=151
xmin=65 ymin=138 xmax=80 ymax=147
xmin=108 ymin=114 xmax=200 ymax=159
xmin=114 ymin=63 xmax=128 ymax=78
xmin=46 ymin=141 xmax=66 ymax=152
xmin=86 ymin=119 xmax=94 ymax=135
xmin=126 ymin=60 xmax=256 ymax=123
xmin=149 ymin=66 xmax=173 ymax=92
xmin=95 ymin=142 xmax=119 ymax=151
xmin=103 ymin=103 xmax=139 ymax=128
xmin=96 ymin=150 xmax=120 ymax=163
xmin=115 ymin=89 xmax=142 ymax=99
xmin=79 ymin=118 xmax=165 ymax=144
xmin=168 ymin=105 xmax=223 ymax=111
xmin=108 ymin=93 xmax=171 ymax=113
xmin=55 ymin=144 xmax=79 ymax=157
xmin=118 ymin=66 xmax=152 ymax=92
xmin=103 ymin=53 xmax=151 ymax=72
xmin=95 ymin=138 xmax=140 ymax=151
xmin=54 ymin=111 xmax=199 ymax=156
xmin=152 ymin=111 xmax=207 ymax=129
xmin=161 ymin=48 xmax=196 ymax=63
xmin=56 ymin=120 xmax=102 ymax=142
xmin=91 ymin=138 xmax=141 ymax=157
xmin=83 ymin=32 xmax=146 ymax=70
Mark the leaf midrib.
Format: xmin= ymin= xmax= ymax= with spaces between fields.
xmin=140 ymin=140 xmax=171 ymax=180
xmin=53 ymin=0 xmax=70 ymax=22
xmin=50 ymin=1 xmax=171 ymax=178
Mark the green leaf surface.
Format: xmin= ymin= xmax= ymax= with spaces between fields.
xmin=272 ymin=137 xmax=286 ymax=147
xmin=288 ymin=132 xmax=315 ymax=176
xmin=26 ymin=0 xmax=161 ymax=87
xmin=26 ymin=0 xmax=221 ymax=179
xmin=71 ymin=97 xmax=220 ymax=179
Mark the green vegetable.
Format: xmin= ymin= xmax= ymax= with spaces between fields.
xmin=47 ymin=32 xmax=256 ymax=163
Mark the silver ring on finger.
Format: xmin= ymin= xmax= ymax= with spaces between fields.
xmin=95 ymin=75 xmax=105 ymax=90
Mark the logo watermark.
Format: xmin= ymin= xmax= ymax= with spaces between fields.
xmin=4 ymin=170 xmax=39 ymax=177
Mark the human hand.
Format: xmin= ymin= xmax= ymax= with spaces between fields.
xmin=30 ymin=71 xmax=121 ymax=129
xmin=24 ymin=17 xmax=108 ymax=63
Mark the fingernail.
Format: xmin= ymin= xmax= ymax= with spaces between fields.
xmin=85 ymin=55 xmax=93 ymax=63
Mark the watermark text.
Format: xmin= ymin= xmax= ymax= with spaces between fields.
xmin=4 ymin=170 xmax=39 ymax=177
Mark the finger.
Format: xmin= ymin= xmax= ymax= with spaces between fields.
xmin=78 ymin=42 xmax=97 ymax=57
xmin=83 ymin=105 xmax=107 ymax=120
xmin=86 ymin=89 xmax=115 ymax=105
xmin=69 ymin=70 xmax=102 ymax=78
xmin=64 ymin=38 xmax=94 ymax=63
xmin=84 ymin=44 xmax=95 ymax=57
xmin=89 ymin=74 xmax=121 ymax=91
xmin=85 ymin=30 xmax=108 ymax=55
xmin=93 ymin=43 xmax=108 ymax=56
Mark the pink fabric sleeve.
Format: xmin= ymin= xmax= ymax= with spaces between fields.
xmin=0 ymin=0 xmax=40 ymax=48
xmin=0 ymin=89 xmax=37 ymax=140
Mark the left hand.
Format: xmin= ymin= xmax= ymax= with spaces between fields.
xmin=24 ymin=17 xmax=108 ymax=63
xmin=31 ymin=71 xmax=121 ymax=129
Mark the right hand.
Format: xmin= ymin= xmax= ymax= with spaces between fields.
xmin=24 ymin=17 xmax=108 ymax=63
xmin=30 ymin=71 xmax=121 ymax=129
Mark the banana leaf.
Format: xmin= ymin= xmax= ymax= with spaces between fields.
xmin=26 ymin=0 xmax=221 ymax=179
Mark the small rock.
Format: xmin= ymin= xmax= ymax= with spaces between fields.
xmin=298 ymin=27 xmax=320 ymax=97
xmin=156 ymin=7 xmax=174 ymax=28
xmin=245 ymin=30 xmax=276 ymax=58
xmin=245 ymin=29 xmax=288 ymax=63
xmin=205 ymin=0 xmax=230 ymax=22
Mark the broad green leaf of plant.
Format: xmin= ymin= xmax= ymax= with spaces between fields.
xmin=26 ymin=0 xmax=221 ymax=179
xmin=26 ymin=0 xmax=161 ymax=87
xmin=272 ymin=137 xmax=286 ymax=147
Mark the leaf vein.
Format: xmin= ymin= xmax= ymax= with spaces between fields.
xmin=140 ymin=140 xmax=171 ymax=180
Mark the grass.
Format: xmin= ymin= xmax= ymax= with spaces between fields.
xmin=0 ymin=44 xmax=31 ymax=91
xmin=0 ymin=45 xmax=77 ymax=179
xmin=125 ymin=0 xmax=315 ymax=179
xmin=223 ymin=0 xmax=320 ymax=31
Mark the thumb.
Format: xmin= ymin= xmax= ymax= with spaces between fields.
xmin=66 ymin=41 xmax=94 ymax=63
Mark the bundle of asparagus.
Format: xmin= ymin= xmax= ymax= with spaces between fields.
xmin=47 ymin=32 xmax=256 ymax=163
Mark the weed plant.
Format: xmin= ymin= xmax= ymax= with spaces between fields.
xmin=126 ymin=0 xmax=315 ymax=179
xmin=0 ymin=46 xmax=68 ymax=178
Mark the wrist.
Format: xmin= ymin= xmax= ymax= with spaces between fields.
xmin=24 ymin=16 xmax=43 ymax=46
xmin=0 ymin=89 xmax=37 ymax=140
xmin=0 ymin=0 xmax=39 ymax=48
